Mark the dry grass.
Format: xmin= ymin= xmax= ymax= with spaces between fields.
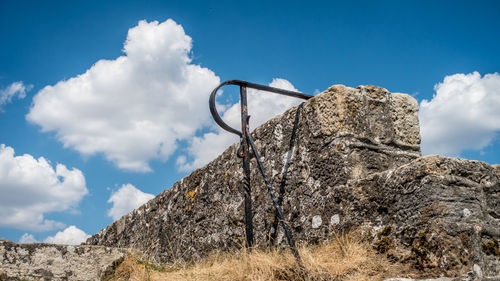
xmin=110 ymin=232 xmax=419 ymax=281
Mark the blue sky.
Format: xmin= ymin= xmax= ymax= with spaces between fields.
xmin=0 ymin=0 xmax=499 ymax=244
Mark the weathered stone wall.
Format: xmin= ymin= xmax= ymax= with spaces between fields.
xmin=347 ymin=155 xmax=500 ymax=277
xmin=86 ymin=84 xmax=500 ymax=278
xmin=86 ymin=85 xmax=421 ymax=259
xmin=0 ymin=239 xmax=127 ymax=281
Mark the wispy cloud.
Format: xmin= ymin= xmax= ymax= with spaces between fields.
xmin=19 ymin=233 xmax=37 ymax=243
xmin=0 ymin=81 xmax=32 ymax=112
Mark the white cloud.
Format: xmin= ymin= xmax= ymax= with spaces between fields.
xmin=420 ymin=72 xmax=500 ymax=156
xmin=44 ymin=225 xmax=89 ymax=245
xmin=0 ymin=81 xmax=32 ymax=112
xmin=107 ymin=183 xmax=154 ymax=221
xmin=178 ymin=78 xmax=303 ymax=171
xmin=176 ymin=131 xmax=238 ymax=171
xmin=19 ymin=233 xmax=37 ymax=243
xmin=0 ymin=144 xmax=88 ymax=231
xmin=27 ymin=19 xmax=220 ymax=172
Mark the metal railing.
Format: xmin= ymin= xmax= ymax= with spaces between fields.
xmin=209 ymin=80 xmax=313 ymax=274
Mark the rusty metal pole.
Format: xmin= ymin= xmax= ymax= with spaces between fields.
xmin=240 ymin=86 xmax=254 ymax=248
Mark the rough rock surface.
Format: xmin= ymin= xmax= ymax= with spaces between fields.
xmin=351 ymin=155 xmax=500 ymax=277
xmin=87 ymin=85 xmax=421 ymax=257
xmin=384 ymin=277 xmax=454 ymax=281
xmin=0 ymin=239 xmax=127 ymax=281
xmin=84 ymin=84 xmax=499 ymax=278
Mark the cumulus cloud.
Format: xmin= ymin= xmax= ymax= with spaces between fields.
xmin=0 ymin=81 xmax=32 ymax=112
xmin=44 ymin=225 xmax=89 ymax=245
xmin=177 ymin=78 xmax=303 ymax=171
xmin=420 ymin=72 xmax=500 ymax=156
xmin=19 ymin=233 xmax=37 ymax=243
xmin=0 ymin=144 xmax=88 ymax=231
xmin=107 ymin=183 xmax=154 ymax=221
xmin=27 ymin=19 xmax=220 ymax=172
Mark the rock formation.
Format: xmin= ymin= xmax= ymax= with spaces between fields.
xmin=86 ymin=84 xmax=499 ymax=278
xmin=0 ymin=239 xmax=127 ymax=281
xmin=1 ymin=84 xmax=498 ymax=280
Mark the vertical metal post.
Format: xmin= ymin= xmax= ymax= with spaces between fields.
xmin=209 ymin=80 xmax=313 ymax=277
xmin=240 ymin=86 xmax=254 ymax=248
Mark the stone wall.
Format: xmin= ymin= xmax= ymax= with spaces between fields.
xmin=86 ymin=85 xmax=422 ymax=259
xmin=347 ymin=155 xmax=500 ymax=277
xmin=0 ymin=239 xmax=127 ymax=281
xmin=86 ymin=84 xmax=500 ymax=278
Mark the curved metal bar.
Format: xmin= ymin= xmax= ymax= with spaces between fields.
xmin=209 ymin=81 xmax=242 ymax=136
xmin=208 ymin=79 xmax=313 ymax=276
xmin=209 ymin=80 xmax=313 ymax=136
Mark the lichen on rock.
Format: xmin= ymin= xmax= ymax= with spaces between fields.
xmin=75 ymin=83 xmax=498 ymax=279
xmin=0 ymin=239 xmax=127 ymax=281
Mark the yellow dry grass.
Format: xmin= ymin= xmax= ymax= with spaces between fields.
xmin=110 ymin=232 xmax=418 ymax=281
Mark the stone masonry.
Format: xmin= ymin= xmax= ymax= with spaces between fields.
xmin=0 ymin=239 xmax=127 ymax=281
xmin=86 ymin=84 xmax=500 ymax=278
xmin=87 ymin=85 xmax=500 ymax=276
xmin=1 ymin=84 xmax=497 ymax=280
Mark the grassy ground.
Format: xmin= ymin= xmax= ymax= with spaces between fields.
xmin=109 ymin=232 xmax=421 ymax=281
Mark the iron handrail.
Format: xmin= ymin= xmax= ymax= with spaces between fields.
xmin=209 ymin=80 xmax=313 ymax=278
xmin=209 ymin=80 xmax=313 ymax=136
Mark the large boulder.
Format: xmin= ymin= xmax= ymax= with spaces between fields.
xmin=348 ymin=155 xmax=499 ymax=277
